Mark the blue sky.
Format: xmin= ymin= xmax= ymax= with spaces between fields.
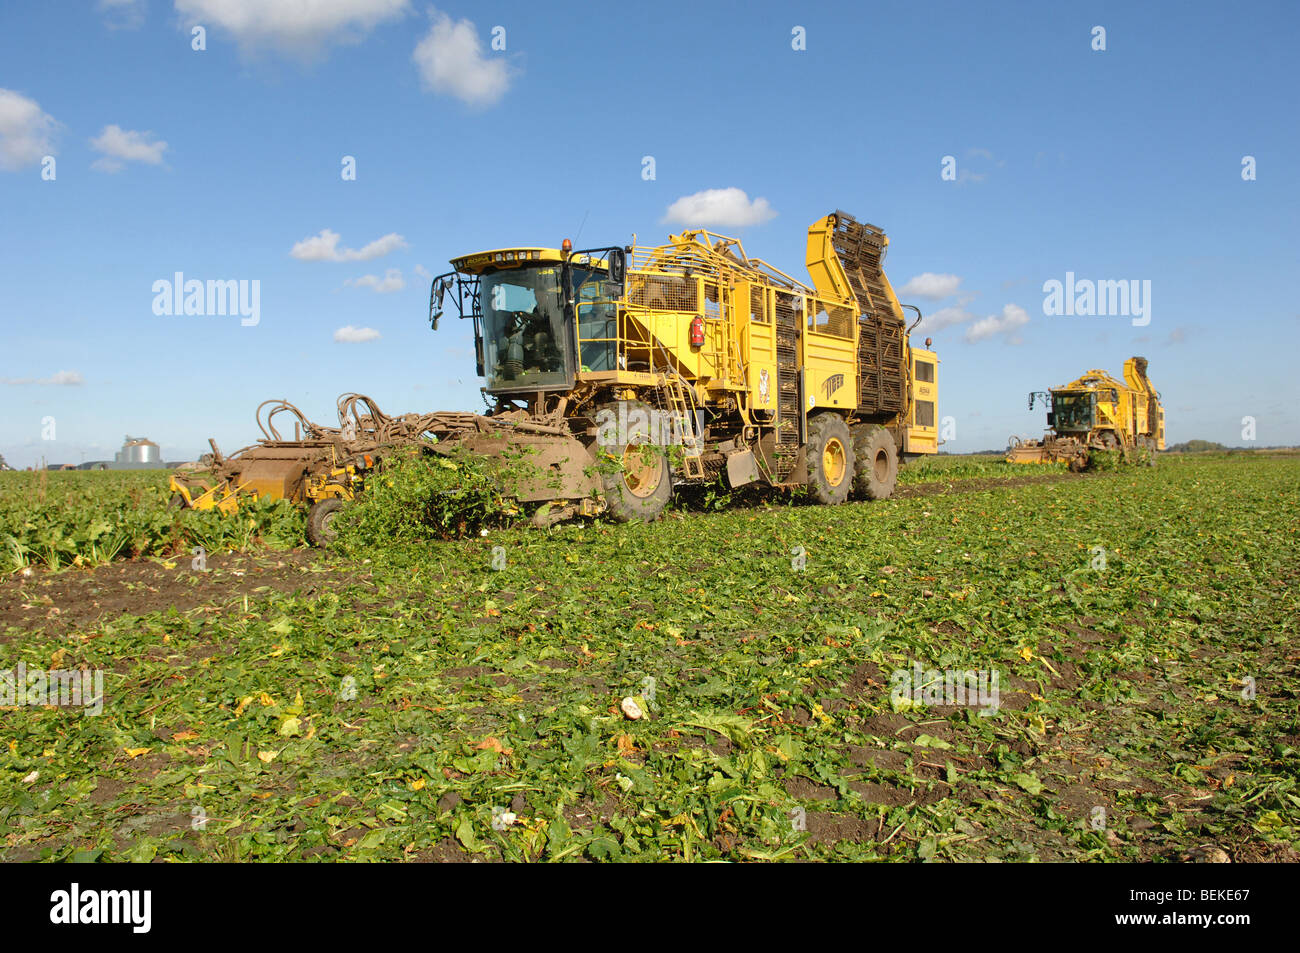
xmin=1 ymin=0 xmax=1297 ymax=467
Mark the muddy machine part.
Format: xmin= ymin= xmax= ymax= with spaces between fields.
xmin=171 ymin=394 xmax=442 ymax=513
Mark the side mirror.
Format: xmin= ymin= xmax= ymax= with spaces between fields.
xmin=429 ymin=279 xmax=449 ymax=330
xmin=606 ymin=248 xmax=626 ymax=299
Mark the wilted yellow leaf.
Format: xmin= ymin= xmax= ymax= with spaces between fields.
xmin=257 ymin=750 xmax=278 ymax=763
xmin=409 ymin=777 xmax=426 ymax=791
xmin=172 ymin=731 xmax=199 ymax=742
xmin=124 ymin=747 xmax=151 ymax=759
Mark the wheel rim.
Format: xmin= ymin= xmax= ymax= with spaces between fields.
xmin=873 ymin=448 xmax=889 ymax=482
xmin=621 ymin=444 xmax=662 ymax=498
xmin=823 ymin=438 xmax=847 ymax=488
xmin=321 ymin=511 xmax=337 ymax=538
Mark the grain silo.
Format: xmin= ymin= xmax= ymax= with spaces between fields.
xmin=114 ymin=435 xmax=163 ymax=468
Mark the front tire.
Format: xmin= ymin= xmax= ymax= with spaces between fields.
xmin=597 ymin=401 xmax=673 ymax=522
xmin=852 ymin=425 xmax=899 ymax=500
xmin=307 ymin=498 xmax=345 ymax=547
xmin=805 ymin=413 xmax=854 ymax=505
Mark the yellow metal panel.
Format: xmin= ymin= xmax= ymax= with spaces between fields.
xmin=803 ymin=325 xmax=857 ymax=411
xmin=906 ymin=348 xmax=939 ymax=455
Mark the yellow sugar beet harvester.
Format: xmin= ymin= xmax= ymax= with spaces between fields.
xmin=1007 ymin=357 xmax=1165 ymax=469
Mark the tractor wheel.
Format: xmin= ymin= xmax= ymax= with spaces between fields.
xmin=598 ymin=401 xmax=673 ymax=522
xmin=1144 ymin=435 xmax=1158 ymax=467
xmin=851 ymin=425 xmax=899 ymax=501
xmin=805 ymin=413 xmax=855 ymax=505
xmin=307 ymin=498 xmax=345 ymax=547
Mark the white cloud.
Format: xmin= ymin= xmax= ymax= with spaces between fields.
xmin=965 ymin=304 xmax=1030 ymax=343
xmin=90 ymin=125 xmax=168 ymax=172
xmin=0 ymin=89 xmax=59 ymax=172
xmin=412 ymin=9 xmax=512 ymax=107
xmin=291 ymin=228 xmax=407 ymax=262
xmin=913 ymin=302 xmax=1031 ymax=342
xmin=898 ymin=272 xmax=962 ymax=301
xmin=346 ymin=268 xmax=405 ymax=293
xmin=661 ymin=188 xmax=777 ymax=227
xmin=333 ymin=325 xmax=382 ymax=343
xmin=413 ymin=264 xmax=431 ymax=280
xmin=174 ymin=0 xmax=409 ymax=55
xmin=98 ymin=0 xmax=146 ymax=29
xmin=3 ymin=370 xmax=84 ymax=386
xmin=915 ymin=306 xmax=974 ymax=336
xmin=957 ymin=147 xmax=1004 ymax=185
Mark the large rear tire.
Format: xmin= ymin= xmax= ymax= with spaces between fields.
xmin=307 ymin=498 xmax=345 ymax=547
xmin=851 ymin=425 xmax=899 ymax=500
xmin=597 ymin=401 xmax=673 ymax=522
xmin=805 ymin=413 xmax=854 ymax=505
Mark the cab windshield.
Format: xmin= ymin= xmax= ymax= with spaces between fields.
xmin=479 ymin=265 xmax=571 ymax=391
xmin=1052 ymin=392 xmax=1095 ymax=432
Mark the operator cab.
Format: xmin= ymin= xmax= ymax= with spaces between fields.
xmin=429 ymin=244 xmax=626 ymax=396
xmin=1047 ymin=389 xmax=1094 ymax=433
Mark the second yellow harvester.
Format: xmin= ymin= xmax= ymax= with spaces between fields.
xmin=1007 ymin=356 xmax=1164 ymax=469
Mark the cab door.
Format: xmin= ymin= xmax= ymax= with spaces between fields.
xmin=907 ymin=348 xmax=939 ymax=454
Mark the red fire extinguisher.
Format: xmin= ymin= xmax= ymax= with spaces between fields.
xmin=689 ymin=315 xmax=705 ymax=348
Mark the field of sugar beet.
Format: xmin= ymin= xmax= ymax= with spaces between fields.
xmin=1 ymin=452 xmax=1296 ymax=862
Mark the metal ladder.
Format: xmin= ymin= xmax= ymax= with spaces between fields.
xmin=661 ymin=372 xmax=706 ymax=479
